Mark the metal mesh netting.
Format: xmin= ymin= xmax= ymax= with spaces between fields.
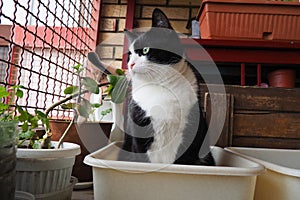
xmin=0 ymin=0 xmax=100 ymax=118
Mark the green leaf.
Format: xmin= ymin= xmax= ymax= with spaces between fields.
xmin=92 ymin=103 xmax=101 ymax=108
xmin=32 ymin=142 xmax=40 ymax=149
xmin=19 ymin=130 xmax=35 ymax=140
xmin=0 ymin=86 xmax=9 ymax=98
xmin=16 ymin=89 xmax=24 ymax=98
xmin=73 ymin=64 xmax=81 ymax=71
xmin=107 ymin=75 xmax=118 ymax=86
xmin=77 ymin=99 xmax=92 ymax=118
xmin=82 ymin=77 xmax=99 ymax=94
xmin=10 ymin=85 xmax=24 ymax=98
xmin=115 ymin=69 xmax=125 ymax=75
xmin=35 ymin=110 xmax=47 ymax=119
xmin=61 ymin=103 xmax=77 ymax=109
xmin=35 ymin=110 xmax=49 ymax=131
xmin=21 ymin=122 xmax=29 ymax=132
xmin=104 ymin=84 xmax=113 ymax=95
xmin=73 ymin=64 xmax=85 ymax=74
xmin=17 ymin=107 xmax=29 ymax=122
xmin=111 ymin=76 xmax=128 ymax=104
xmin=64 ymin=86 xmax=79 ymax=94
xmin=0 ymin=103 xmax=9 ymax=111
xmin=101 ymin=108 xmax=112 ymax=116
xmin=78 ymin=106 xmax=89 ymax=118
xmin=29 ymin=116 xmax=39 ymax=129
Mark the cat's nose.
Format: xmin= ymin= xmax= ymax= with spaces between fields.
xmin=129 ymin=63 xmax=135 ymax=69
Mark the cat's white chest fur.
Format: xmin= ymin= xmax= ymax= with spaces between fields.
xmin=131 ymin=61 xmax=198 ymax=163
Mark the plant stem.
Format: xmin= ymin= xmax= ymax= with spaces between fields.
xmin=56 ymin=117 xmax=75 ymax=149
xmin=45 ymin=82 xmax=109 ymax=116
xmin=51 ymin=82 xmax=109 ymax=149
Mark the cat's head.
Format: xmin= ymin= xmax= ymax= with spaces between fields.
xmin=125 ymin=8 xmax=184 ymax=77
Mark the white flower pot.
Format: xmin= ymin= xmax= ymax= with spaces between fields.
xmin=15 ymin=191 xmax=35 ymax=200
xmin=16 ymin=142 xmax=80 ymax=196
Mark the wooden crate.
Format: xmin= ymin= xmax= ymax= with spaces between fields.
xmin=201 ymin=84 xmax=300 ymax=149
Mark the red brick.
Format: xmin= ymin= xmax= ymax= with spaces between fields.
xmin=168 ymin=0 xmax=201 ymax=6
xmin=98 ymin=33 xmax=124 ymax=46
xmin=142 ymin=6 xmax=189 ymax=20
xmin=136 ymin=0 xmax=167 ymax=5
xmin=102 ymin=5 xmax=127 ymax=18
xmin=100 ymin=18 xmax=117 ymax=32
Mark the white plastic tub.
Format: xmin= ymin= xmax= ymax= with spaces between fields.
xmin=84 ymin=142 xmax=264 ymax=200
xmin=226 ymin=147 xmax=300 ymax=200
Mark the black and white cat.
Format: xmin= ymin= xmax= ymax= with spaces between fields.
xmin=119 ymin=8 xmax=214 ymax=166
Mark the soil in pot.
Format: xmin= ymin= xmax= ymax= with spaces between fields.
xmin=49 ymin=120 xmax=113 ymax=183
xmin=268 ymin=69 xmax=296 ymax=88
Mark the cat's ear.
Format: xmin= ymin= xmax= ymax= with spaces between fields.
xmin=124 ymin=29 xmax=137 ymax=45
xmin=152 ymin=8 xmax=173 ymax=29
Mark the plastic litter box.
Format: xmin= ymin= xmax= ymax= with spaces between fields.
xmin=84 ymin=142 xmax=264 ymax=200
xmin=226 ymin=147 xmax=300 ymax=200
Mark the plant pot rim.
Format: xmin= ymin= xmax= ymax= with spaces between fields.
xmin=49 ymin=119 xmax=113 ymax=124
xmin=268 ymin=68 xmax=296 ymax=75
xmin=17 ymin=141 xmax=81 ymax=159
xmin=0 ymin=120 xmax=18 ymax=124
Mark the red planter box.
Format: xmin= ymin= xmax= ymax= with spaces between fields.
xmin=197 ymin=0 xmax=300 ymax=41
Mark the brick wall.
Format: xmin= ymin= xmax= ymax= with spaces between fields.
xmin=96 ymin=0 xmax=202 ymax=68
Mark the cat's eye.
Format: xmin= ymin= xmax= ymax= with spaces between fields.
xmin=142 ymin=47 xmax=150 ymax=55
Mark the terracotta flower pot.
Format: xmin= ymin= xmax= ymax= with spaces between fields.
xmin=268 ymin=69 xmax=296 ymax=88
xmin=49 ymin=120 xmax=113 ymax=183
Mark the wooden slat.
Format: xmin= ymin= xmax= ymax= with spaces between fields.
xmin=200 ymin=84 xmax=300 ymax=112
xmin=200 ymin=84 xmax=300 ymax=149
xmin=234 ymin=113 xmax=300 ymax=139
xmin=233 ymin=137 xmax=300 ymax=149
xmin=230 ymin=88 xmax=300 ymax=112
xmin=205 ymin=93 xmax=234 ymax=147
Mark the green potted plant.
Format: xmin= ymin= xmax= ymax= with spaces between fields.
xmin=12 ymin=81 xmax=81 ymax=198
xmin=0 ymin=85 xmax=23 ymax=200
xmin=46 ymin=63 xmax=116 ymax=185
xmin=14 ymin=61 xmax=127 ymax=197
xmin=0 ymin=56 xmax=127 ymax=198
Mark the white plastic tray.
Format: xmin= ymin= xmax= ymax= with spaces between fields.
xmin=84 ymin=142 xmax=264 ymax=200
xmin=226 ymin=147 xmax=300 ymax=200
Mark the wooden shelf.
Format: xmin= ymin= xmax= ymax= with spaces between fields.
xmin=182 ymin=38 xmax=300 ymax=65
xmin=182 ymin=38 xmax=300 ymax=86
